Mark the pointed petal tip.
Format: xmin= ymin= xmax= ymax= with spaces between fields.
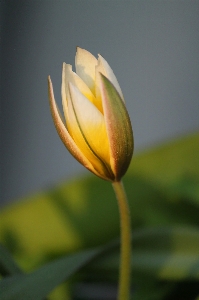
xmin=76 ymin=46 xmax=86 ymax=51
xmin=48 ymin=76 xmax=54 ymax=95
xmin=76 ymin=46 xmax=85 ymax=56
xmin=48 ymin=76 xmax=53 ymax=97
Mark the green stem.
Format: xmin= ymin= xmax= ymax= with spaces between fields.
xmin=112 ymin=180 xmax=131 ymax=300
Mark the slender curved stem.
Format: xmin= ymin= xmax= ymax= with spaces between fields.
xmin=112 ymin=181 xmax=131 ymax=300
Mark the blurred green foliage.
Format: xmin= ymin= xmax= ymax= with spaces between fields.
xmin=0 ymin=132 xmax=199 ymax=299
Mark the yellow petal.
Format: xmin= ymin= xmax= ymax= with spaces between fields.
xmin=68 ymin=83 xmax=114 ymax=180
xmin=48 ymin=76 xmax=104 ymax=179
xmin=75 ymin=47 xmax=97 ymax=95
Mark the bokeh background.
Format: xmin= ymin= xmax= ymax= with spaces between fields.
xmin=1 ymin=0 xmax=199 ymax=207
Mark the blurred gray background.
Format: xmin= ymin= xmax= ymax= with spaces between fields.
xmin=1 ymin=0 xmax=199 ymax=207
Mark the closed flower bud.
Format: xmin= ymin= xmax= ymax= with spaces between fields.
xmin=48 ymin=47 xmax=134 ymax=181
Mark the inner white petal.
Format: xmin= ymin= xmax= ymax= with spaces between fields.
xmin=75 ymin=47 xmax=98 ymax=94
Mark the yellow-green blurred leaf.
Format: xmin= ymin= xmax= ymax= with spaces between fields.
xmin=0 ymin=132 xmax=198 ymax=271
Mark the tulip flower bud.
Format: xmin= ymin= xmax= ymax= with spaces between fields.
xmin=48 ymin=47 xmax=133 ymax=181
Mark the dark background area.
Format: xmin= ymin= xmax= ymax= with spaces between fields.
xmin=1 ymin=0 xmax=199 ymax=206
